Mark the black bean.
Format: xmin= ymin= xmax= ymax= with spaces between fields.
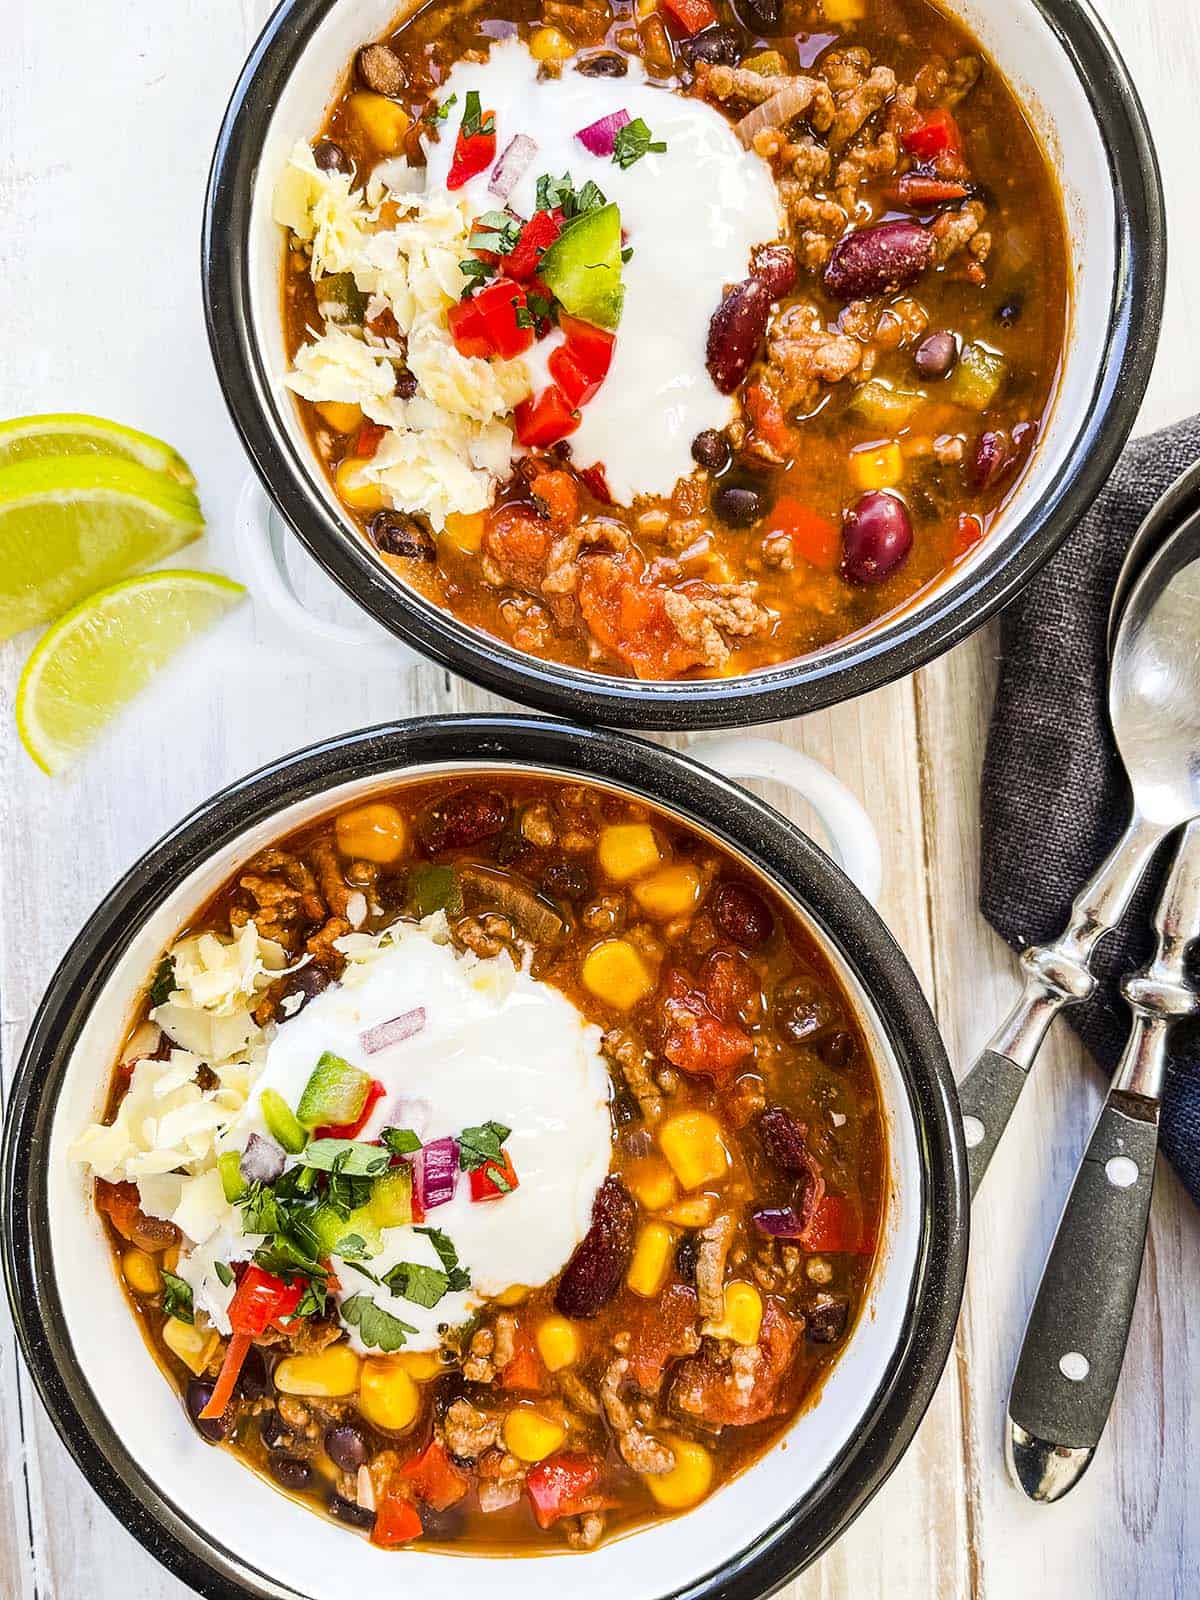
xmin=357 ymin=43 xmax=406 ymax=97
xmin=735 ymin=0 xmax=780 ymax=31
xmin=712 ymin=483 xmax=764 ymax=527
xmin=680 ymin=25 xmax=743 ymax=68
xmin=777 ymin=975 xmax=840 ymax=1043
xmin=675 ymin=1235 xmax=699 ymax=1284
xmin=236 ymin=1345 xmax=271 ymax=1400
xmin=186 ymin=1380 xmax=235 ymax=1443
xmin=817 ymin=1029 xmax=857 ymax=1070
xmin=329 ymin=1493 xmax=376 ymax=1528
xmin=394 ymin=368 xmax=418 ymax=400
xmin=913 ymin=330 xmax=957 ymax=381
xmin=575 ymin=51 xmax=628 ymax=77
xmin=260 ymin=1410 xmax=293 ymax=1452
xmin=994 ymin=293 xmax=1023 ymax=327
xmin=367 ymin=510 xmax=436 ymax=562
xmin=691 ymin=429 xmax=731 ymax=472
xmin=326 ymin=1424 xmax=368 ymax=1471
xmin=313 ymin=140 xmax=351 ymax=175
xmin=278 ymin=961 xmax=332 ymax=1018
xmin=539 ymin=860 xmax=593 ymax=901
xmin=610 ymin=1086 xmax=640 ymax=1128
xmin=270 ymin=1456 xmax=314 ymax=1492
xmin=807 ymin=1296 xmax=850 ymax=1344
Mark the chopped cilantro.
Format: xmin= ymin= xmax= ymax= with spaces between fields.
xmin=213 ymin=1261 xmax=234 ymax=1288
xmin=149 ymin=957 xmax=175 ymax=1007
xmin=294 ymin=1279 xmax=328 ymax=1319
xmin=298 ymin=1139 xmax=392 ymax=1177
xmin=612 ymin=117 xmax=667 ymax=170
xmin=457 ymin=1120 xmax=512 ymax=1173
xmin=621 ymin=245 xmax=634 ymax=264
xmin=461 ymin=89 xmax=495 ymax=140
xmin=426 ymin=92 xmax=457 ymax=123
xmin=535 ymin=171 xmax=607 ymax=221
xmin=469 ymin=209 xmax=522 ymax=256
xmin=340 ymin=1293 xmax=417 ymax=1353
xmin=381 ymin=1126 xmax=422 ymax=1155
xmin=527 ymin=293 xmax=555 ymax=324
xmin=514 ymin=304 xmax=534 ymax=329
xmin=414 ymin=1225 xmax=472 ymax=1292
xmin=160 ymin=1270 xmax=194 ymax=1324
xmin=459 ymin=257 xmax=496 ymax=295
xmin=382 ymin=1261 xmax=450 ymax=1308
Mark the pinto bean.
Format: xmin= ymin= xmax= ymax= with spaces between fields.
xmin=555 ymin=1176 xmax=637 ymax=1318
xmin=706 ymin=277 xmax=773 ymax=395
xmin=368 ymin=510 xmax=436 ymax=562
xmin=823 ymin=220 xmax=933 ymax=302
xmin=841 ymin=492 xmax=913 ymax=585
xmin=356 ymin=43 xmax=406 ymax=97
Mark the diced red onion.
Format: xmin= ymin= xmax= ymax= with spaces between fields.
xmin=360 ymin=1007 xmax=426 ymax=1055
xmin=489 ymin=134 xmax=537 ymax=200
xmin=240 ymin=1133 xmax=286 ymax=1186
xmin=752 ymin=1205 xmax=805 ymax=1239
xmin=414 ymin=1136 xmax=458 ymax=1211
xmin=576 ymin=110 xmax=631 ymax=158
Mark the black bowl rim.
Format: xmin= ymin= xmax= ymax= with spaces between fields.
xmin=2 ymin=715 xmax=968 ymax=1599
xmin=201 ymin=0 xmax=1165 ymax=731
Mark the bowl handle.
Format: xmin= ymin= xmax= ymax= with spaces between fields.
xmin=237 ymin=477 xmax=415 ymax=665
xmin=687 ymin=734 xmax=882 ymax=904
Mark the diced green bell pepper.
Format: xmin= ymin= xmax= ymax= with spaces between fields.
xmin=370 ymin=1165 xmax=414 ymax=1230
xmin=260 ymin=1088 xmax=308 ymax=1153
xmin=316 ymin=272 xmax=367 ymax=324
xmin=848 ymin=379 xmax=927 ymax=430
xmin=946 ymin=342 xmax=1007 ymax=411
xmin=311 ymin=1202 xmax=384 ymax=1261
xmin=218 ymin=1149 xmax=247 ymax=1203
xmin=296 ymin=1052 xmax=371 ymax=1130
xmin=403 ymin=863 xmax=463 ymax=919
xmin=538 ymin=203 xmax=625 ymax=331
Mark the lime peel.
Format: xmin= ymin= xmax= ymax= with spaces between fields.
xmin=0 ymin=413 xmax=196 ymax=486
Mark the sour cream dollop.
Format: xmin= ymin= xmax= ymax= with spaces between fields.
xmin=423 ymin=39 xmax=782 ymax=503
xmin=215 ymin=920 xmax=613 ymax=1351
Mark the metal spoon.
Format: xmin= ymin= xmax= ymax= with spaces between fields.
xmin=957 ymin=502 xmax=1200 ymax=1197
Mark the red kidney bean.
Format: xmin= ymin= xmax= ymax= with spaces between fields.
xmin=841 ymin=492 xmax=914 ymax=585
xmin=554 ymin=1176 xmax=636 ymax=1318
xmin=757 ymin=1106 xmax=811 ymax=1175
xmin=706 ymin=277 xmax=773 ymax=395
xmin=913 ymin=330 xmax=958 ymax=381
xmin=971 ymin=429 xmax=1016 ymax=491
xmin=713 ymin=881 xmax=774 ymax=947
xmin=751 ymin=243 xmax=798 ymax=301
xmin=421 ymin=789 xmax=508 ymax=853
xmin=823 ymin=220 xmax=933 ymax=302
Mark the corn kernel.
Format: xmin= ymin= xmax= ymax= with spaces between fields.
xmin=626 ymin=1157 xmax=678 ymax=1212
xmin=661 ymin=1194 xmax=716 ymax=1228
xmin=849 ymin=441 xmax=904 ymax=492
xmin=581 ymin=939 xmax=654 ymax=1010
xmin=398 ymin=1350 xmax=444 ymax=1381
xmin=636 ymin=0 xmax=657 ymax=16
xmin=701 ymin=1280 xmax=764 ymax=1346
xmin=335 ymin=456 xmax=386 ymax=512
xmin=646 ymin=1437 xmax=714 ymax=1508
xmin=162 ymin=1317 xmax=219 ymax=1377
xmin=628 ymin=1221 xmax=677 ymax=1297
xmin=633 ymin=863 xmax=703 ymax=921
xmin=493 ymin=1283 xmax=529 ymax=1306
xmin=503 ymin=1407 xmax=567 ymax=1462
xmin=659 ymin=1111 xmax=730 ymax=1191
xmin=535 ymin=1315 xmax=581 ymax=1372
xmin=314 ymin=400 xmax=363 ymax=435
xmin=822 ymin=0 xmax=866 ymax=19
xmin=598 ymin=823 xmax=662 ymax=882
xmin=529 ymin=25 xmax=574 ymax=61
xmin=443 ymin=510 xmax=485 ymax=554
xmin=357 ymin=1358 xmax=420 ymax=1431
xmin=349 ymin=90 xmax=411 ymax=153
xmin=275 ymin=1345 xmax=362 ymax=1399
xmin=122 ymin=1249 xmax=161 ymax=1297
xmin=335 ymin=801 xmax=408 ymax=864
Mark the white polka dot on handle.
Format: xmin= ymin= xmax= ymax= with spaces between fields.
xmin=1059 ymin=1351 xmax=1090 ymax=1382
xmin=1105 ymin=1155 xmax=1139 ymax=1189
xmin=963 ymin=1115 xmax=985 ymax=1148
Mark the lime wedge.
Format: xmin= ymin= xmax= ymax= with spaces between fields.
xmin=17 ymin=570 xmax=246 ymax=775
xmin=0 ymin=413 xmax=197 ymax=486
xmin=0 ymin=456 xmax=204 ymax=640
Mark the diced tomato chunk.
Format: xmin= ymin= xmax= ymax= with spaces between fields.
xmin=548 ymin=345 xmax=600 ymax=409
xmin=527 ymin=466 xmax=578 ymax=529
xmin=500 ymin=1325 xmax=546 ymax=1392
xmin=660 ymin=0 xmax=717 ymax=34
xmin=702 ymin=949 xmax=758 ymax=1024
xmin=446 ymin=106 xmax=497 ymax=190
xmin=670 ymin=1300 xmax=798 ymax=1426
xmin=763 ymin=495 xmax=840 ymax=572
xmin=744 ymin=381 xmax=794 ymax=458
xmin=626 ymin=1284 xmax=700 ymax=1393
xmin=525 ymin=1453 xmax=609 ymax=1528
xmin=953 ymin=511 xmax=984 ymax=559
xmin=472 ymin=279 xmax=534 ymax=360
xmin=400 ymin=1440 xmax=468 ymax=1511
xmin=504 ymin=208 xmax=563 ymax=281
xmin=661 ymin=970 xmax=754 ymax=1083
xmin=799 ymin=1194 xmax=872 ymax=1254
xmin=372 ymin=1492 xmax=424 ymax=1548
xmin=579 ymin=462 xmax=613 ymax=503
xmin=314 ymin=1077 xmax=386 ymax=1141
xmin=94 ymin=1178 xmax=146 ymax=1242
xmin=354 ymin=421 xmax=387 ymax=460
xmin=447 ymin=297 xmax=494 ymax=359
xmin=557 ymin=313 xmax=616 ymax=383
xmin=901 ymin=108 xmax=963 ymax=163
xmin=514 ymin=384 xmax=580 ymax=448
xmin=577 ymin=550 xmax=709 ymax=680
xmin=887 ymin=174 xmax=970 ymax=207
xmin=469 ymin=1148 xmax=519 ymax=1201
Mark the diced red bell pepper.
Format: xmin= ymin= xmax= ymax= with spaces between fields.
xmin=548 ymin=345 xmax=600 ymax=409
xmin=763 ymin=495 xmax=840 ymax=572
xmin=447 ymin=117 xmax=497 ymax=190
xmin=901 ymin=108 xmax=963 ymax=163
xmin=469 ymin=1148 xmax=520 ymax=1201
xmin=200 ymin=1332 xmax=253 ymax=1422
xmin=953 ymin=511 xmax=984 ymax=559
xmin=230 ymin=1265 xmax=304 ymax=1338
xmin=355 ymin=420 xmax=387 ymax=460
xmin=400 ymin=1440 xmax=468 ymax=1511
xmin=579 ymin=462 xmax=612 ymax=503
xmin=514 ymin=384 xmax=580 ymax=448
xmin=500 ymin=1326 xmax=546 ymax=1392
xmin=887 ymin=174 xmax=970 ymax=208
xmin=447 ymin=297 xmax=494 ymax=359
xmin=504 ymin=208 xmax=563 ymax=282
xmin=798 ymin=1194 xmax=872 ymax=1255
xmin=314 ymin=1077 xmax=386 ymax=1142
xmin=660 ymin=0 xmax=717 ymax=33
xmin=558 ymin=313 xmax=616 ymax=384
xmin=372 ymin=1492 xmax=424 ymax=1548
xmin=525 ymin=1453 xmax=610 ymax=1528
xmin=472 ymin=278 xmax=534 ymax=360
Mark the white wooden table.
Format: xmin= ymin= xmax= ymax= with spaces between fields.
xmin=2 ymin=3 xmax=1197 ymax=1595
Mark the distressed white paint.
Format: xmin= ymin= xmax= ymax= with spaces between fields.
xmin=0 ymin=2 xmax=1197 ymax=1598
